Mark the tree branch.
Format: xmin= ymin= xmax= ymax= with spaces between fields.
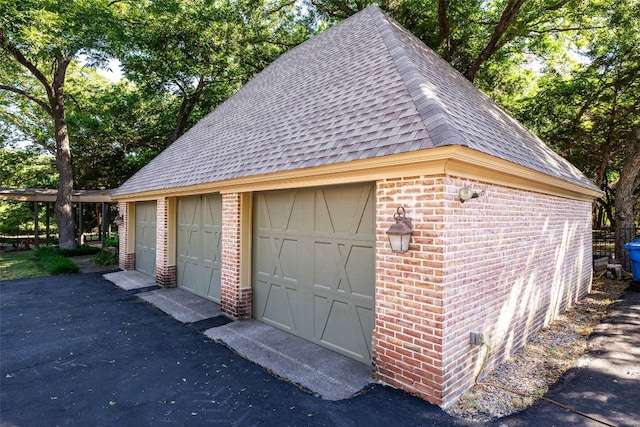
xmin=464 ymin=0 xmax=527 ymax=82
xmin=527 ymin=25 xmax=608 ymax=34
xmin=267 ymin=0 xmax=296 ymax=16
xmin=0 ymin=29 xmax=54 ymax=102
xmin=0 ymin=85 xmax=53 ymax=116
xmin=309 ymin=0 xmax=356 ymax=20
xmin=545 ymin=0 xmax=571 ymax=11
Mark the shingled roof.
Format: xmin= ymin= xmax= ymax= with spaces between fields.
xmin=114 ymin=5 xmax=597 ymax=196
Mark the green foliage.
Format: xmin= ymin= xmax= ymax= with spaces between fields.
xmin=45 ymin=256 xmax=80 ymax=275
xmin=32 ymin=246 xmax=57 ymax=259
xmin=33 ymin=246 xmax=80 ymax=275
xmin=513 ymin=0 xmax=640 ymax=227
xmin=104 ymin=236 xmax=119 ymax=248
xmin=58 ymin=245 xmax=101 ymax=257
xmin=119 ymin=0 xmax=315 ymax=143
xmin=0 ymin=146 xmax=57 ymax=187
xmin=92 ymin=249 xmax=118 ymax=265
xmin=0 ymin=147 xmax=58 ymax=237
xmin=2 ymin=0 xmax=637 ymax=236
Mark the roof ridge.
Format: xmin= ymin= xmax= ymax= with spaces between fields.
xmin=367 ymin=6 xmax=466 ymax=148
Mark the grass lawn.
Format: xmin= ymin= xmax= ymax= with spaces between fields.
xmin=0 ymin=250 xmax=49 ymax=281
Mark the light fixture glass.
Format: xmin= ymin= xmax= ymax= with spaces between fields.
xmin=459 ymin=187 xmax=484 ymax=203
xmin=385 ymin=207 xmax=413 ymax=253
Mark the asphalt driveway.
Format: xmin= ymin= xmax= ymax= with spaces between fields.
xmin=3 ymin=272 xmax=638 ymax=426
xmin=0 ymin=273 xmax=471 ymax=426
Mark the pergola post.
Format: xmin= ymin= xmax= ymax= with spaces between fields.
xmin=33 ymin=201 xmax=39 ymax=248
xmin=101 ymin=202 xmax=108 ymax=248
xmin=45 ymin=202 xmax=51 ymax=244
xmin=78 ymin=201 xmax=83 ymax=245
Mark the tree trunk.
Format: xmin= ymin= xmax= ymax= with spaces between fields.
xmin=169 ymin=77 xmax=207 ymax=144
xmin=615 ymin=140 xmax=640 ymax=270
xmin=51 ymin=59 xmax=76 ymax=250
xmin=437 ymin=0 xmax=451 ymax=62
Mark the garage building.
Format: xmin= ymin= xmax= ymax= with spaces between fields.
xmin=113 ymin=6 xmax=600 ymax=407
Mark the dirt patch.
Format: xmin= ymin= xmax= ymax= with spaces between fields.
xmin=445 ymin=277 xmax=630 ymax=422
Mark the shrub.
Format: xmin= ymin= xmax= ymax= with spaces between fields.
xmin=33 ymin=245 xmax=80 ymax=275
xmin=33 ymin=245 xmax=58 ymax=260
xmin=104 ymin=236 xmax=119 ymax=248
xmin=58 ymin=245 xmax=101 ymax=257
xmin=92 ymin=250 xmax=118 ymax=266
xmin=46 ymin=257 xmax=80 ymax=275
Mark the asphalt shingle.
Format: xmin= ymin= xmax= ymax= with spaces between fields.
xmin=114 ymin=6 xmax=597 ymax=197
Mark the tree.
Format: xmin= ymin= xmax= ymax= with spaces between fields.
xmin=0 ymin=0 xmax=125 ymax=249
xmin=308 ymin=0 xmax=597 ymax=86
xmin=515 ymin=0 xmax=640 ymax=268
xmin=119 ymin=0 xmax=314 ymax=146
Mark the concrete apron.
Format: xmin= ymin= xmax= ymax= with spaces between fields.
xmin=103 ymin=271 xmax=373 ymax=401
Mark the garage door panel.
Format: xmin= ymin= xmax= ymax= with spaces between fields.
xmin=257 ymin=281 xmax=312 ymax=334
xmin=177 ymin=194 xmax=221 ymax=302
xmin=253 ymin=183 xmax=375 ymax=364
xmin=255 ymin=235 xmax=301 ymax=281
xmin=357 ymin=305 xmax=374 ymax=357
xmin=314 ymin=185 xmax=375 ymax=237
xmin=314 ymin=297 xmax=372 ymax=362
xmin=201 ymin=230 xmax=220 ymax=265
xmin=257 ymin=191 xmax=298 ymax=231
xmin=203 ymin=195 xmax=222 ymax=227
xmin=135 ymin=202 xmax=156 ymax=277
xmin=313 ymin=242 xmax=374 ymax=299
xmin=312 ymin=242 xmax=337 ymax=290
xmin=345 ymin=245 xmax=375 ymax=298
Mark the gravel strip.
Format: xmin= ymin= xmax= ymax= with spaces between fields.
xmin=445 ymin=277 xmax=630 ymax=423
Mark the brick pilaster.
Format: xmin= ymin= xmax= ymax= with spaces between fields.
xmin=220 ymin=193 xmax=252 ymax=320
xmin=117 ymin=202 xmax=135 ymax=270
xmin=373 ymin=177 xmax=447 ymax=406
xmin=155 ymin=198 xmax=177 ymax=287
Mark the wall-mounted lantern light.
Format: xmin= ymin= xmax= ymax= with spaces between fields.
xmin=459 ymin=187 xmax=485 ymax=203
xmin=114 ymin=215 xmax=124 ymax=226
xmin=385 ymin=206 xmax=413 ymax=253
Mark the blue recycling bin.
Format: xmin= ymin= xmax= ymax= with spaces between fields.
xmin=624 ymin=239 xmax=640 ymax=281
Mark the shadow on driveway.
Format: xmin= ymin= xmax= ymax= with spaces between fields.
xmin=1 ymin=273 xmax=470 ymax=426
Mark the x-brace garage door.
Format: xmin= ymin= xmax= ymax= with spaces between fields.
xmin=177 ymin=194 xmax=222 ymax=302
xmin=253 ymin=183 xmax=375 ymax=364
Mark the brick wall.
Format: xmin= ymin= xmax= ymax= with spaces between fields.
xmin=374 ymin=176 xmax=448 ymax=404
xmin=220 ymin=193 xmax=252 ymax=319
xmin=117 ymin=202 xmax=135 ymax=270
xmin=374 ymin=176 xmax=593 ymax=407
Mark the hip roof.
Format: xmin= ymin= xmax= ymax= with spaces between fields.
xmin=114 ymin=6 xmax=598 ymax=196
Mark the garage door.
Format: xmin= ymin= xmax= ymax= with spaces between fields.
xmin=177 ymin=194 xmax=222 ymax=302
xmin=253 ymin=183 xmax=376 ymax=364
xmin=135 ymin=201 xmax=156 ymax=277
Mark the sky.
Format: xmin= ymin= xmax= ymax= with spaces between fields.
xmin=97 ymin=59 xmax=123 ymax=82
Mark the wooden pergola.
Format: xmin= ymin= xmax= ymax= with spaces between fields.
xmin=0 ymin=187 xmax=114 ymax=247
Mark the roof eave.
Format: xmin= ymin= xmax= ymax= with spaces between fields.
xmin=112 ymin=146 xmax=602 ymax=202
